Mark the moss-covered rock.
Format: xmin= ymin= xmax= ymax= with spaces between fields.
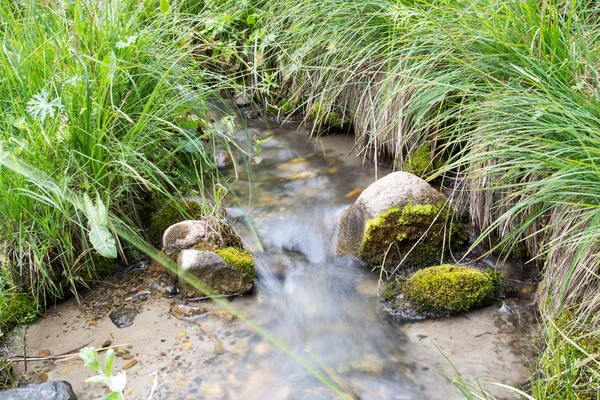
xmin=215 ymin=247 xmax=256 ymax=280
xmin=148 ymin=200 xmax=205 ymax=246
xmin=360 ymin=202 xmax=466 ymax=269
xmin=177 ymin=249 xmax=255 ymax=297
xmin=338 ymin=172 xmax=466 ymax=272
xmin=391 ymin=265 xmax=499 ymax=315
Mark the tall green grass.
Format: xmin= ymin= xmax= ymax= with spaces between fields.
xmin=0 ymin=0 xmax=235 ymax=327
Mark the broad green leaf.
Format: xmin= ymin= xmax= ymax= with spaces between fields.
xmin=83 ymin=194 xmax=117 ymax=258
xmin=159 ymin=0 xmax=170 ymax=14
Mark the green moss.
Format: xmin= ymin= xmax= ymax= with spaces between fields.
xmin=406 ymin=265 xmax=498 ymax=314
xmin=215 ymin=247 xmax=256 ymax=280
xmin=309 ymin=102 xmax=340 ymax=128
xmin=148 ymin=200 xmax=205 ymax=246
xmin=360 ymin=202 xmax=467 ymax=270
xmin=277 ymin=99 xmax=294 ymax=113
xmin=383 ymin=280 xmax=405 ymax=301
xmin=404 ymin=143 xmax=444 ymax=178
xmin=0 ymin=291 xmax=40 ymax=336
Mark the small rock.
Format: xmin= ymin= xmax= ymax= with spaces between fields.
xmin=162 ymin=218 xmax=242 ymax=255
xmin=114 ymin=348 xmax=129 ymax=358
xmin=109 ymin=308 xmax=136 ymax=329
xmin=350 ymin=353 xmax=385 ymax=374
xmin=122 ymin=354 xmax=134 ymax=360
xmin=101 ymin=340 xmax=112 ymax=348
xmin=0 ymin=381 xmax=77 ymax=400
xmin=244 ymin=110 xmax=260 ymax=119
xmin=122 ymin=359 xmax=138 ymax=370
xmin=150 ymin=280 xmax=178 ymax=297
xmin=214 ymin=150 xmax=239 ymax=169
xmin=162 ymin=220 xmax=209 ymax=255
xmin=234 ymin=92 xmax=251 ymax=107
xmin=177 ymin=250 xmax=254 ymax=297
xmin=285 ymin=171 xmax=317 ymax=181
xmin=36 ymin=349 xmax=51 ymax=357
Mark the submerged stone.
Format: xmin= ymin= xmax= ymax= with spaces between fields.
xmin=337 ymin=172 xmax=466 ymax=271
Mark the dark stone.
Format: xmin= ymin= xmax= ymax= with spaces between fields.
xmin=109 ymin=307 xmax=135 ymax=328
xmin=0 ymin=381 xmax=77 ymax=400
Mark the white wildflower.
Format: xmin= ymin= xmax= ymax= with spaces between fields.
xmin=26 ymin=89 xmax=64 ymax=122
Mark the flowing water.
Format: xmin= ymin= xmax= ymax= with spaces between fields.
xmin=12 ymin=106 xmax=538 ymax=399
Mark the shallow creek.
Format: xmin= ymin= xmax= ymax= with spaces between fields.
xmin=11 ymin=109 xmax=538 ymax=399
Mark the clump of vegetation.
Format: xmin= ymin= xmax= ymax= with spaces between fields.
xmin=309 ymin=103 xmax=341 ymax=129
xmin=0 ymin=291 xmax=39 ymax=337
xmin=360 ymin=202 xmax=466 ymax=270
xmin=403 ymin=143 xmax=443 ymax=178
xmin=215 ymin=247 xmax=257 ymax=279
xmin=386 ymin=265 xmax=500 ymax=315
xmin=533 ymin=311 xmax=600 ymax=399
xmin=148 ymin=200 xmax=206 ymax=246
xmin=0 ymin=0 xmax=237 ymax=317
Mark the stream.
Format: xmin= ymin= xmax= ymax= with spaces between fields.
xmin=11 ymin=106 xmax=538 ymax=399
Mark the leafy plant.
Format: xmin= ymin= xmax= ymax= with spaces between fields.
xmin=80 ymin=347 xmax=127 ymax=400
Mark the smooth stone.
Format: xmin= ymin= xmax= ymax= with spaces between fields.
xmin=162 ymin=220 xmax=209 ymax=255
xmin=150 ymin=280 xmax=178 ymax=297
xmin=0 ymin=381 xmax=77 ymax=400
xmin=337 ymin=171 xmax=451 ymax=262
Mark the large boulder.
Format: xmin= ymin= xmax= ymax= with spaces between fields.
xmin=0 ymin=381 xmax=77 ymax=400
xmin=177 ymin=248 xmax=255 ymax=297
xmin=337 ymin=172 xmax=466 ymax=271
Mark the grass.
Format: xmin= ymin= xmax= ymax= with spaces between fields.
xmin=0 ymin=0 xmax=243 ymax=327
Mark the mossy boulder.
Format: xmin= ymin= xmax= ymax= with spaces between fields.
xmin=385 ymin=265 xmax=501 ymax=316
xmin=337 ymin=172 xmax=466 ymax=271
xmin=177 ymin=248 xmax=256 ymax=297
